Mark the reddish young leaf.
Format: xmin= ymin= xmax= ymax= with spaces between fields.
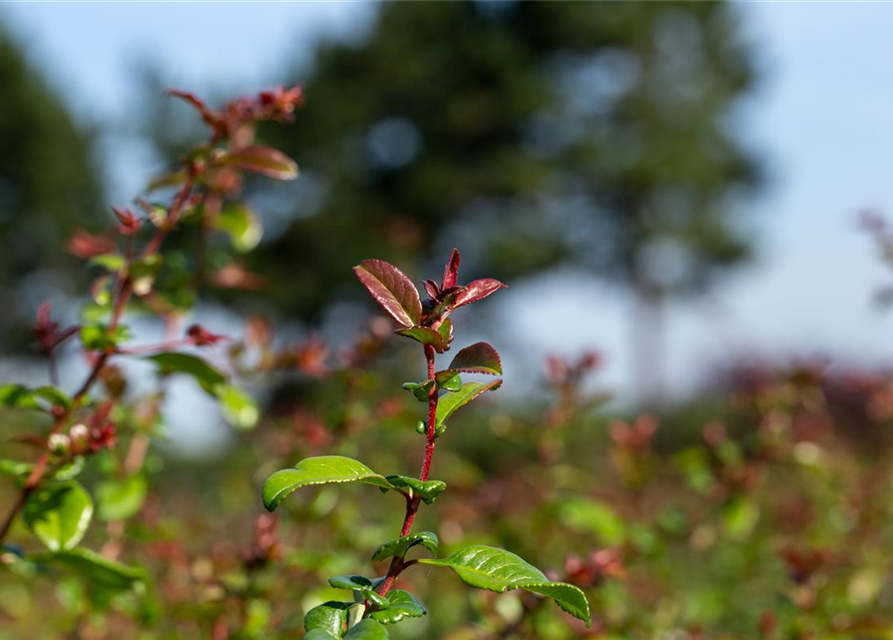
xmin=353 ymin=260 xmax=422 ymax=328
xmin=447 ymin=342 xmax=502 ymax=375
xmin=423 ymin=279 xmax=441 ymax=300
xmin=454 ymin=278 xmax=507 ymax=309
xmin=111 ymin=207 xmax=141 ymax=236
xmin=67 ymin=230 xmax=115 ymax=259
xmin=229 ymin=145 xmax=298 ymax=180
xmin=441 ymin=248 xmax=461 ymax=290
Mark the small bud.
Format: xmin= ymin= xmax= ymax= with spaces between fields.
xmin=416 ymin=420 xmax=426 ymax=435
xmin=48 ymin=433 xmax=71 ymax=455
xmin=69 ymin=423 xmax=89 ymax=444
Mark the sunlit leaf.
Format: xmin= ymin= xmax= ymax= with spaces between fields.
xmin=353 ymin=259 xmax=422 ymax=327
xmin=216 ymin=202 xmax=263 ymax=252
xmin=421 ymin=545 xmax=590 ymax=626
xmin=441 ymin=249 xmax=461 ymax=290
xmin=218 ymin=384 xmax=259 ymax=430
xmin=96 ymin=474 xmax=147 ymax=522
xmin=372 ymin=531 xmax=438 ymax=562
xmin=447 ymin=342 xmax=502 ymax=375
xmin=385 ymin=476 xmax=446 ymax=505
xmin=263 ymin=456 xmax=393 ymax=511
xmin=229 ymin=145 xmax=298 ymax=180
xmin=304 ymin=601 xmax=350 ymax=637
xmin=369 ymin=590 xmax=426 ymax=625
xmin=23 ymin=482 xmax=93 ymax=551
xmin=435 ymin=380 xmax=502 ymax=428
xmin=394 ymin=326 xmax=447 ymax=352
xmin=401 ymin=380 xmax=434 ymax=402
xmin=453 ymin=278 xmax=507 ymax=308
xmin=328 ymin=575 xmax=389 ymax=609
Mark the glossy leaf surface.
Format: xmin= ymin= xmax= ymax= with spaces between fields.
xmin=447 ymin=342 xmax=502 ymax=375
xmin=394 ymin=326 xmax=446 ymax=352
xmin=421 ymin=545 xmax=590 ymax=626
xmin=353 ymin=259 xmax=421 ymax=327
xmin=372 ymin=531 xmax=439 ymax=562
xmin=401 ymin=380 xmax=434 ymax=402
xmin=328 ymin=575 xmax=389 ymax=609
xmin=263 ymin=456 xmax=392 ymax=511
xmin=304 ymin=601 xmax=350 ymax=636
xmin=23 ymin=482 xmax=93 ymax=551
xmin=435 ymin=371 xmax=463 ymax=392
xmin=385 ymin=476 xmax=446 ymax=504
xmin=453 ymin=278 xmax=507 ymax=308
xmin=369 ymin=590 xmax=426 ymax=625
xmin=435 ymin=380 xmax=502 ymax=427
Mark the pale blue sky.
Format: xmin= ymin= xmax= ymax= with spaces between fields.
xmin=4 ymin=2 xmax=893 ymax=408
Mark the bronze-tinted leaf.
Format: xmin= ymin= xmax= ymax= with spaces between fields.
xmin=454 ymin=278 xmax=507 ymax=309
xmin=354 ymin=260 xmax=422 ymax=328
xmin=447 ymin=342 xmax=502 ymax=375
xmin=228 ymin=145 xmax=298 ymax=180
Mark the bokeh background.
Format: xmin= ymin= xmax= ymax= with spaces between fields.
xmin=4 ymin=2 xmax=893 ymax=639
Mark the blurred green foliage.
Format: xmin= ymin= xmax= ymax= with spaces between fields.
xmin=143 ymin=2 xmax=761 ymax=325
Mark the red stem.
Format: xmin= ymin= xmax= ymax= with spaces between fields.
xmin=0 ymin=177 xmax=197 ymax=546
xmin=376 ymin=344 xmax=438 ymax=599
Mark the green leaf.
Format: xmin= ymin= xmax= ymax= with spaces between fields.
xmin=23 ymin=482 xmax=93 ymax=551
xmin=435 ymin=380 xmax=502 ymax=428
xmin=385 ymin=476 xmax=446 ymax=505
xmin=420 ymin=545 xmax=590 ymax=626
xmin=53 ymin=456 xmax=85 ymax=482
xmin=34 ymin=547 xmax=144 ymax=593
xmin=372 ymin=531 xmax=439 ymax=563
xmin=434 ymin=371 xmax=462 ymax=392
xmin=88 ymin=253 xmax=125 ymax=272
xmin=80 ymin=324 xmax=131 ymax=351
xmin=328 ymin=575 xmax=389 ymax=609
xmin=216 ymin=202 xmax=263 ymax=252
xmin=218 ymin=384 xmax=259 ymax=430
xmin=304 ymin=631 xmax=339 ymax=640
xmin=344 ymin=619 xmax=389 ymax=639
xmin=145 ymin=352 xmax=227 ymax=393
xmin=263 ymin=456 xmax=393 ymax=512
xmin=0 ymin=459 xmax=33 ymax=480
xmin=447 ymin=342 xmax=502 ymax=375
xmin=369 ymin=590 xmax=426 ymax=625
xmin=436 ymin=318 xmax=453 ymax=348
xmin=304 ymin=601 xmax=350 ymax=636
xmin=394 ymin=326 xmax=446 ymax=353
xmin=96 ymin=474 xmax=148 ymax=521
xmin=401 ymin=380 xmax=434 ymax=402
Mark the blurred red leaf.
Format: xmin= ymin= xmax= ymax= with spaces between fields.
xmin=228 ymin=145 xmax=298 ymax=180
